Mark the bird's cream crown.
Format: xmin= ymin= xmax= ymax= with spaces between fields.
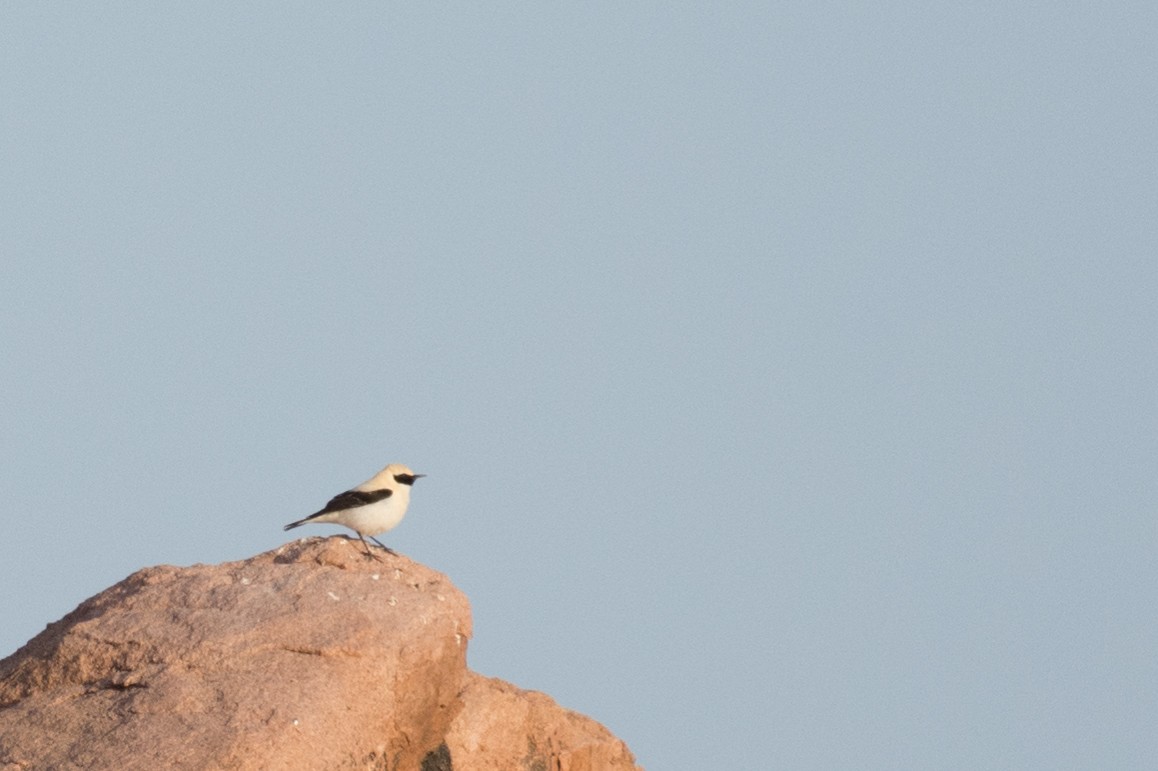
xmin=358 ymin=463 xmax=422 ymax=491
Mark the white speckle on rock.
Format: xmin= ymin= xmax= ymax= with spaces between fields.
xmin=240 ymin=577 xmax=251 ymax=586
xmin=327 ymin=591 xmax=340 ymax=601
xmin=388 ymin=596 xmax=397 ymax=606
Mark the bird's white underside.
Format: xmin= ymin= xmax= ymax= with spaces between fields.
xmin=309 ymin=493 xmax=409 ymax=536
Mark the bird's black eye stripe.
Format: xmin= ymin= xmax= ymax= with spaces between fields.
xmin=394 ymin=473 xmax=419 ymax=486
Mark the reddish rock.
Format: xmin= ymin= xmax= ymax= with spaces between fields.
xmin=0 ymin=538 xmax=470 ymax=770
xmin=0 ymin=538 xmax=640 ymax=771
xmin=446 ymin=673 xmax=640 ymax=771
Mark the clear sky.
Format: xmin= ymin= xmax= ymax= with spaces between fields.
xmin=1 ymin=4 xmax=1155 ymax=769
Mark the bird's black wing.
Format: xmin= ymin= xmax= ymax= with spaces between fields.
xmin=309 ymin=487 xmax=393 ymax=518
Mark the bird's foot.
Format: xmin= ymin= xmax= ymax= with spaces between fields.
xmin=369 ymin=536 xmax=397 ymax=556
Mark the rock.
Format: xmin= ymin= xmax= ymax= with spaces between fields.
xmin=446 ymin=673 xmax=640 ymax=771
xmin=0 ymin=538 xmax=640 ymax=771
xmin=0 ymin=538 xmax=471 ymax=770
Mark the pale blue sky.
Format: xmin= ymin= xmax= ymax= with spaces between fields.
xmin=2 ymin=4 xmax=1155 ymax=769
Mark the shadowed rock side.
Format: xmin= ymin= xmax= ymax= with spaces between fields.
xmin=0 ymin=538 xmax=640 ymax=771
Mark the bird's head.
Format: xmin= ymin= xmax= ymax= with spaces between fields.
xmin=383 ymin=463 xmax=425 ymax=486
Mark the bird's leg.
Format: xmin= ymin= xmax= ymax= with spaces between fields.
xmin=369 ymin=535 xmax=397 ymax=556
xmin=356 ymin=534 xmax=384 ymax=562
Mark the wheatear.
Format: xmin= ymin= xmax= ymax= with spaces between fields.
xmin=283 ymin=463 xmax=424 ymax=560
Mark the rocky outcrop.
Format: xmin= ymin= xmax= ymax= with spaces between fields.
xmin=445 ymin=674 xmax=639 ymax=771
xmin=0 ymin=538 xmax=639 ymax=771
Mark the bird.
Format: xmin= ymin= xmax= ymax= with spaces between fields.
xmin=283 ymin=463 xmax=425 ymax=560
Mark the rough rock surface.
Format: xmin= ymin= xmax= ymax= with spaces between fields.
xmin=445 ymin=673 xmax=639 ymax=771
xmin=0 ymin=538 xmax=640 ymax=771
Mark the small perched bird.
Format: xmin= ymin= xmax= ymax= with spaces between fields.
xmin=283 ymin=463 xmax=424 ymax=560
